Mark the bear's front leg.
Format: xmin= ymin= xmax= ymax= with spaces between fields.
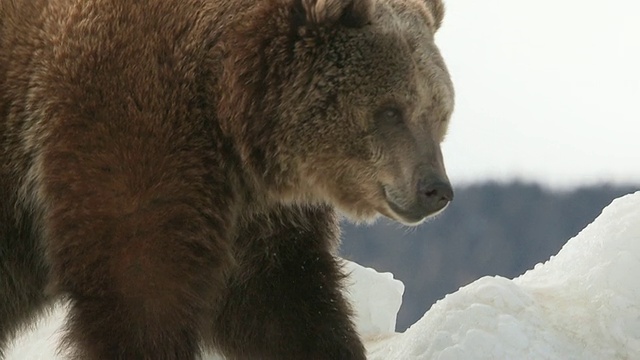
xmin=38 ymin=144 xmax=237 ymax=359
xmin=211 ymin=205 xmax=366 ymax=360
xmin=46 ymin=195 xmax=236 ymax=360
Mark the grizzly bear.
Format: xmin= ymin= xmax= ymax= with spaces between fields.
xmin=0 ymin=0 xmax=454 ymax=358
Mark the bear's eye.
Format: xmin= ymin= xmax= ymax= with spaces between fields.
xmin=376 ymin=107 xmax=404 ymax=126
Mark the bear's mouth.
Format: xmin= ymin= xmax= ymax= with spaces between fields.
xmin=382 ymin=185 xmax=450 ymax=226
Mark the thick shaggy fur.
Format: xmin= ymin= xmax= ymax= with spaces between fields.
xmin=0 ymin=0 xmax=453 ymax=358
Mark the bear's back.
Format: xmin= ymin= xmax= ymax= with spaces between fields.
xmin=0 ymin=0 xmax=244 ymax=243
xmin=0 ymin=0 xmax=238 ymax=196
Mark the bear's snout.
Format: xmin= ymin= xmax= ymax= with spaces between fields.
xmin=417 ymin=177 xmax=453 ymax=215
xmin=382 ymin=173 xmax=452 ymax=226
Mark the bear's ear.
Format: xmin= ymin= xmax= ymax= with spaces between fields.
xmin=423 ymin=0 xmax=445 ymax=29
xmin=299 ymin=0 xmax=374 ymax=28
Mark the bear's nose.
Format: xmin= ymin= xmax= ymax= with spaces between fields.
xmin=418 ymin=179 xmax=453 ymax=213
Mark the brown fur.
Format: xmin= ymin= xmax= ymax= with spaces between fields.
xmin=0 ymin=0 xmax=453 ymax=358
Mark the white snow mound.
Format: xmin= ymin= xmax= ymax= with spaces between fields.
xmin=367 ymin=191 xmax=640 ymax=359
xmin=6 ymin=191 xmax=640 ymax=359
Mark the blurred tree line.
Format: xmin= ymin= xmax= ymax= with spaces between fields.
xmin=338 ymin=182 xmax=639 ymax=331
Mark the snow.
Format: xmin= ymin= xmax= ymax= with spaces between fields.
xmin=343 ymin=261 xmax=405 ymax=337
xmin=6 ymin=191 xmax=640 ymax=359
xmin=366 ymin=191 xmax=640 ymax=359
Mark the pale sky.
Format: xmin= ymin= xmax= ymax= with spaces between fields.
xmin=436 ymin=0 xmax=640 ymax=188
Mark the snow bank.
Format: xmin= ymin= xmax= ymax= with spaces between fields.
xmin=367 ymin=191 xmax=640 ymax=359
xmin=6 ymin=192 xmax=640 ymax=359
xmin=343 ymin=261 xmax=405 ymax=337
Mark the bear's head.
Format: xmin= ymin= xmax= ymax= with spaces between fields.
xmin=218 ymin=0 xmax=453 ymax=225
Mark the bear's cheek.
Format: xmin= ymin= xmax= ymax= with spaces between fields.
xmin=300 ymin=158 xmax=385 ymax=222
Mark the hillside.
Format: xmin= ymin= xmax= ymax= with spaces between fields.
xmin=339 ymin=182 xmax=639 ymax=330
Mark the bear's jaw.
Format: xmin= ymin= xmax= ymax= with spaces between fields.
xmin=381 ymin=181 xmax=453 ymax=226
xmin=383 ymin=196 xmax=450 ymax=226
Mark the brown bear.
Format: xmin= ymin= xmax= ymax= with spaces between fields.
xmin=0 ymin=0 xmax=454 ymax=358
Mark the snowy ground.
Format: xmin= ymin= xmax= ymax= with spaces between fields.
xmin=6 ymin=192 xmax=640 ymax=359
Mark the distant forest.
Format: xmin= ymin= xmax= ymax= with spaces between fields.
xmin=338 ymin=182 xmax=639 ymax=331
